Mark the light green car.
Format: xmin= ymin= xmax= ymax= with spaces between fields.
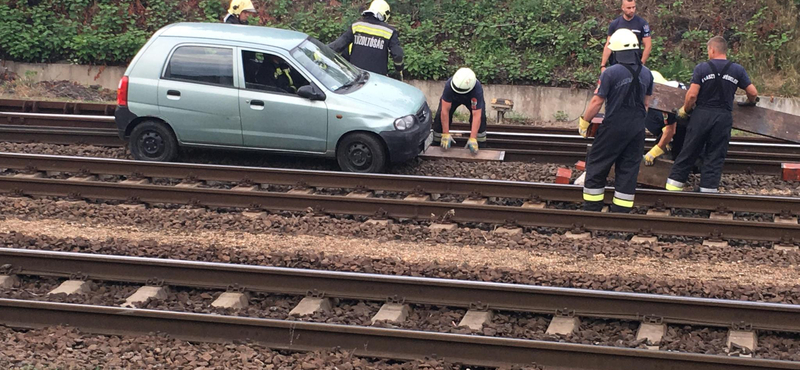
xmin=115 ymin=23 xmax=432 ymax=173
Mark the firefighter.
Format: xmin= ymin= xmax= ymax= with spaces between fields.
xmin=328 ymin=0 xmax=404 ymax=78
xmin=255 ymin=56 xmax=298 ymax=94
xmin=666 ymin=36 xmax=759 ymax=193
xmin=433 ymin=68 xmax=487 ymax=155
xmin=600 ymin=0 xmax=652 ymax=72
xmin=580 ymin=29 xmax=653 ymax=213
xmin=223 ymin=0 xmax=256 ymax=24
xmin=643 ymin=71 xmax=687 ymax=165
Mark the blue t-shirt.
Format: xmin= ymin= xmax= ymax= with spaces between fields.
xmin=441 ymin=78 xmax=486 ymax=111
xmin=690 ymin=59 xmax=752 ymax=111
xmin=595 ymin=64 xmax=654 ymax=120
xmin=608 ymin=15 xmax=651 ymax=45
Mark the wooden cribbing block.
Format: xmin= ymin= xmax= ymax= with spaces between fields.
xmin=420 ymin=147 xmax=505 ymax=162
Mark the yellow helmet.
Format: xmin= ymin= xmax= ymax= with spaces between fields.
xmin=451 ymin=68 xmax=477 ymax=94
xmin=229 ymin=0 xmax=255 ymax=16
xmin=608 ymin=29 xmax=639 ymax=51
xmin=651 ymin=71 xmax=668 ymax=85
xmin=363 ymin=0 xmax=391 ymax=22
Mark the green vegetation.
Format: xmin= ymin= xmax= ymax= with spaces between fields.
xmin=0 ymin=0 xmax=797 ymax=95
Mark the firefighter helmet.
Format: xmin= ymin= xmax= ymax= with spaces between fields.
xmin=229 ymin=0 xmax=255 ymax=15
xmin=363 ymin=0 xmax=391 ymax=22
xmin=608 ymin=29 xmax=639 ymax=51
xmin=451 ymin=68 xmax=477 ymax=94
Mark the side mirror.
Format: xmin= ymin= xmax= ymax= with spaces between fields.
xmin=297 ymin=85 xmax=326 ymax=101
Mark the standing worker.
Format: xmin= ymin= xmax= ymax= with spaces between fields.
xmin=643 ymin=71 xmax=687 ymax=165
xmin=580 ymin=29 xmax=653 ymax=213
xmin=328 ymin=0 xmax=405 ymax=78
xmin=600 ymin=0 xmax=652 ymax=72
xmin=223 ymin=0 xmax=256 ymax=24
xmin=433 ymin=68 xmax=487 ymax=154
xmin=666 ymin=36 xmax=759 ymax=193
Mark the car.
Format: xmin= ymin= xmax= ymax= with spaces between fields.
xmin=115 ymin=23 xmax=432 ymax=173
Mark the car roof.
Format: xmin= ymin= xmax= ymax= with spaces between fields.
xmin=160 ymin=23 xmax=309 ymax=50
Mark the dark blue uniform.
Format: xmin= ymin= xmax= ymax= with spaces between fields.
xmin=606 ymin=16 xmax=650 ymax=66
xmin=645 ymin=110 xmax=686 ymax=160
xmin=667 ymin=59 xmax=752 ymax=193
xmin=432 ymin=78 xmax=488 ymax=147
xmin=328 ymin=15 xmax=404 ymax=76
xmin=583 ymin=63 xmax=653 ymax=212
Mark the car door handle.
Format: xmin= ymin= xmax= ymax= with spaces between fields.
xmin=249 ymin=100 xmax=265 ymax=111
xmin=166 ymin=90 xmax=181 ymax=100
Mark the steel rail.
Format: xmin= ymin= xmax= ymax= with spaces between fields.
xmin=3 ymin=299 xmax=796 ymax=369
xmin=1 ymin=152 xmax=797 ymax=215
xmin=3 ymin=248 xmax=800 ymax=333
xmin=0 ymin=175 xmax=797 ymax=242
xmin=0 ymin=126 xmax=122 ymax=147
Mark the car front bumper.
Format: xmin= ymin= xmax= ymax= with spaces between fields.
xmin=379 ymin=104 xmax=433 ymax=164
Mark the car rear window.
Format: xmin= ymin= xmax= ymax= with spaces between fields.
xmin=164 ymin=46 xmax=234 ymax=87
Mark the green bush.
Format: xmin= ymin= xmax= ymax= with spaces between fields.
xmin=0 ymin=0 xmax=797 ymax=94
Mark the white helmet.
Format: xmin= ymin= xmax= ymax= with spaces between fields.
xmin=608 ymin=29 xmax=640 ymax=51
xmin=451 ymin=68 xmax=477 ymax=94
xmin=363 ymin=0 xmax=391 ymax=22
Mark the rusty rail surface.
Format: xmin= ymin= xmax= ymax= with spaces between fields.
xmin=0 ymin=161 xmax=798 ymax=242
xmin=0 ymin=152 xmax=797 ymax=216
xmin=3 ymin=299 xmax=797 ymax=370
xmin=3 ymin=248 xmax=800 ymax=333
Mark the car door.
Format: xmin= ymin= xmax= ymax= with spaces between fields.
xmin=158 ymin=44 xmax=243 ymax=146
xmin=237 ymin=48 xmax=328 ymax=153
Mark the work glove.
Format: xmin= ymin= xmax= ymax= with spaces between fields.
xmin=465 ymin=138 xmax=479 ymax=155
xmin=643 ymin=145 xmax=665 ymax=166
xmin=578 ymin=116 xmax=591 ymax=138
xmin=676 ymin=107 xmax=690 ymax=120
xmin=439 ymin=133 xmax=455 ymax=150
xmin=737 ymin=97 xmax=760 ymax=107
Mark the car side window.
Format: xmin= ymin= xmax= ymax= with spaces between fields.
xmin=164 ymin=46 xmax=234 ymax=87
xmin=241 ymin=50 xmax=309 ymax=95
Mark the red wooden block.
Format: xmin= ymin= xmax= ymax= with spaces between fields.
xmin=556 ymin=168 xmax=572 ymax=184
xmin=783 ymin=163 xmax=800 ymax=181
xmin=575 ymin=161 xmax=586 ymax=171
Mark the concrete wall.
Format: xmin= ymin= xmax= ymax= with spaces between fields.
xmin=4 ymin=61 xmax=800 ymax=120
xmin=4 ymin=61 xmax=127 ymax=91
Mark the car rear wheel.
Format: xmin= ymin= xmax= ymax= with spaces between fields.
xmin=336 ymin=133 xmax=387 ymax=173
xmin=129 ymin=121 xmax=178 ymax=162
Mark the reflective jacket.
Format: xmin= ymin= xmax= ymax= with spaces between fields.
xmin=328 ymin=15 xmax=404 ymax=76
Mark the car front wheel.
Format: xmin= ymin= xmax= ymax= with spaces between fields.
xmin=336 ymin=133 xmax=387 ymax=173
xmin=129 ymin=121 xmax=179 ymax=162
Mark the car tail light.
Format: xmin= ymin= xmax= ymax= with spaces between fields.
xmin=117 ymin=76 xmax=129 ymax=107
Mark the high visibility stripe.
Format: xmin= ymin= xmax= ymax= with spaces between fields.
xmin=700 ymin=187 xmax=719 ymax=193
xmin=349 ymin=43 xmax=353 ymax=54
xmin=583 ymin=187 xmax=605 ymax=195
xmin=613 ymin=197 xmax=634 ymax=208
xmin=353 ymin=22 xmax=394 ymax=35
xmin=666 ymin=178 xmax=684 ymax=188
xmin=352 ymin=24 xmax=393 ymax=39
xmin=476 ymin=137 xmax=487 ymax=142
xmin=665 ymin=184 xmax=682 ymax=191
xmin=613 ymin=191 xmax=635 ymax=201
xmin=583 ymin=193 xmax=604 ymax=202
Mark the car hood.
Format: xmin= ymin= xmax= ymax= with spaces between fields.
xmin=344 ymin=74 xmax=426 ymax=117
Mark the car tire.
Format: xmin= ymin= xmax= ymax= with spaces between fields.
xmin=129 ymin=121 xmax=179 ymax=162
xmin=336 ymin=133 xmax=388 ymax=173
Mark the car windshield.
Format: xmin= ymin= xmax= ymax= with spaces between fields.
xmin=291 ymin=38 xmax=361 ymax=91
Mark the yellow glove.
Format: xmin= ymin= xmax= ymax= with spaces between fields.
xmin=465 ymin=138 xmax=479 ymax=154
xmin=644 ymin=145 xmax=665 ymax=166
xmin=677 ymin=107 xmax=690 ymax=120
xmin=578 ymin=116 xmax=591 ymax=138
xmin=440 ymin=133 xmax=455 ymax=150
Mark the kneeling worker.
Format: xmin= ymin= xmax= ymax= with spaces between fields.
xmin=433 ymin=68 xmax=487 ymax=154
xmin=666 ymin=36 xmax=758 ymax=193
xmin=579 ymin=29 xmax=653 ymax=213
xmin=643 ymin=71 xmax=687 ymax=165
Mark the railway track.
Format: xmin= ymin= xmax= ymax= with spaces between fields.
xmin=1 ymin=99 xmax=797 ymax=174
xmin=2 ymin=248 xmax=800 ymax=369
xmin=0 ymin=152 xmax=797 ymax=245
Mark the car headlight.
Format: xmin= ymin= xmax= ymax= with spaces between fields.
xmin=394 ymin=115 xmax=416 ymax=131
